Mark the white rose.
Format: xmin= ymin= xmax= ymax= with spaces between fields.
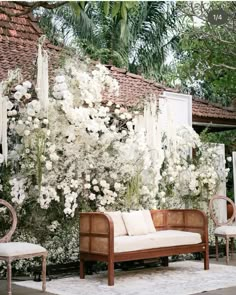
xmin=50 ymin=153 xmax=59 ymax=162
xmin=227 ymin=156 xmax=232 ymax=162
xmin=14 ymin=91 xmax=23 ymax=101
xmin=100 ymin=180 xmax=107 ymax=187
xmin=119 ymin=114 xmax=125 ymax=120
xmin=85 ymin=174 xmax=90 ymax=181
xmin=24 ymin=130 xmax=30 ymax=136
xmin=92 ymin=179 xmax=98 ymax=185
xmin=25 ymin=93 xmax=31 ymax=99
xmin=55 ymin=75 xmax=65 ymax=83
xmin=7 ymin=101 xmax=13 ymax=110
xmin=84 ymin=183 xmax=91 ymax=189
xmin=114 ymin=182 xmax=121 ymax=191
xmin=46 ymin=161 xmax=52 ymax=170
xmin=106 ymin=101 xmax=113 ymax=106
xmin=89 ymin=193 xmax=96 ymax=201
xmin=93 ymin=186 xmax=99 ymax=192
xmin=23 ymin=81 xmax=32 ymax=89
xmin=43 ymin=119 xmax=49 ymax=124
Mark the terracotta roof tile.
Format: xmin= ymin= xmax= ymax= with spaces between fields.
xmin=106 ymin=67 xmax=236 ymax=123
xmin=0 ymin=2 xmax=235 ymax=125
xmin=0 ymin=1 xmax=61 ymax=81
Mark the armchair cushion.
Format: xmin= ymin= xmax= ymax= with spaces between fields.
xmin=0 ymin=242 xmax=47 ymax=257
xmin=215 ymin=225 xmax=236 ymax=235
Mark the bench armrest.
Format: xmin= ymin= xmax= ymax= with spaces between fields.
xmin=80 ymin=212 xmax=114 ymax=255
xmin=151 ymin=209 xmax=208 ymax=244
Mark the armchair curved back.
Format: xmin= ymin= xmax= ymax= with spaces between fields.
xmin=0 ymin=199 xmax=17 ymax=243
xmin=209 ymin=195 xmax=235 ymax=227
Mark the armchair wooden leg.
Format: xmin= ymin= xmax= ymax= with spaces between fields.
xmin=7 ymin=260 xmax=12 ymax=295
xmin=80 ymin=259 xmax=85 ymax=279
xmin=108 ymin=260 xmax=114 ymax=286
xmin=215 ymin=236 xmax=219 ymax=261
xmin=226 ymin=237 xmax=229 ymax=265
xmin=42 ymin=255 xmax=47 ymax=292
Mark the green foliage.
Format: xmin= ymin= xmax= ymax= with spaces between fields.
xmin=125 ymin=173 xmax=142 ymax=209
xmin=174 ymin=2 xmax=236 ymax=105
xmin=37 ymin=1 xmax=177 ymax=77
xmin=200 ymin=128 xmax=236 ymax=200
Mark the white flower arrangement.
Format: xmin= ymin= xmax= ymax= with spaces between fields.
xmin=0 ymin=57 xmax=228 ymax=273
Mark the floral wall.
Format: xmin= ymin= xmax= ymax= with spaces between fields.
xmin=0 ymin=56 xmax=229 ymax=274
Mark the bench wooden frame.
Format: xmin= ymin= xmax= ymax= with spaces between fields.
xmin=79 ymin=209 xmax=209 ymax=286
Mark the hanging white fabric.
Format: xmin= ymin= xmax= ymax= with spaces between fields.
xmin=36 ymin=36 xmax=49 ymax=113
xmin=0 ymin=85 xmax=8 ymax=164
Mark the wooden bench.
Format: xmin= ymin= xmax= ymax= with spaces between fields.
xmin=79 ymin=209 xmax=209 ymax=286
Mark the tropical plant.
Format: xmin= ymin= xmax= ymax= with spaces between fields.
xmin=37 ymin=1 xmax=178 ymax=77
xmin=173 ymin=2 xmax=236 ymax=105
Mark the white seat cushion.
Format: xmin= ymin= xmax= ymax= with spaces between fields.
xmin=114 ymin=230 xmax=202 ymax=253
xmin=215 ymin=225 xmax=236 ymax=235
xmin=0 ymin=242 xmax=47 ymax=257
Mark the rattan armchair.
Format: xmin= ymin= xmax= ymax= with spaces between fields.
xmin=209 ymin=195 xmax=236 ymax=264
xmin=0 ymin=199 xmax=47 ymax=295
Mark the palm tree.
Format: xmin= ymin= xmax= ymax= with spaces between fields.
xmin=37 ymin=1 xmax=178 ymax=77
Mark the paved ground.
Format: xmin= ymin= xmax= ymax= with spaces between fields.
xmin=0 ymin=282 xmax=54 ymax=295
xmin=1 ymin=257 xmax=236 ymax=295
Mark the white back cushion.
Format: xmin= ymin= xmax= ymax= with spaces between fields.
xmin=122 ymin=211 xmax=149 ymax=236
xmin=142 ymin=210 xmax=156 ymax=233
xmin=105 ymin=211 xmax=128 ymax=236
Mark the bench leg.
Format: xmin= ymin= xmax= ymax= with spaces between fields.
xmin=108 ymin=261 xmax=114 ymax=286
xmin=161 ymin=256 xmax=169 ymax=267
xmin=80 ymin=259 xmax=85 ymax=279
xmin=204 ymin=246 xmax=209 ymax=270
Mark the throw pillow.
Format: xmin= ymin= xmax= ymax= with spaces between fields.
xmin=105 ymin=211 xmax=128 ymax=236
xmin=122 ymin=211 xmax=149 ymax=236
xmin=142 ymin=210 xmax=156 ymax=233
